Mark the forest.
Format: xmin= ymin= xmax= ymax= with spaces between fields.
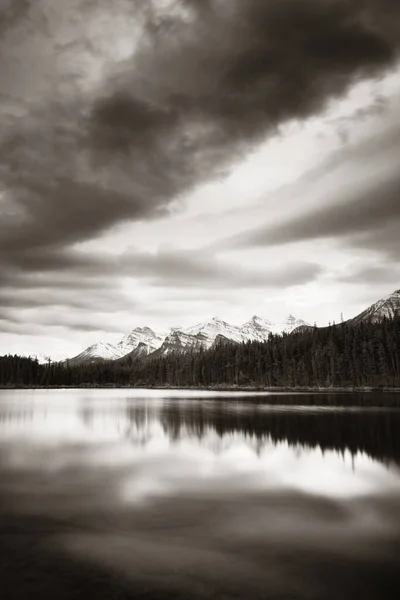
xmin=1 ymin=316 xmax=400 ymax=389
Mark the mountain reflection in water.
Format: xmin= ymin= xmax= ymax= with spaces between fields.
xmin=1 ymin=389 xmax=400 ymax=600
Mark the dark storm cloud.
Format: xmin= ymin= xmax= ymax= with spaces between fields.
xmin=0 ymin=272 xmax=111 ymax=292
xmin=0 ymin=257 xmax=114 ymax=292
xmin=1 ymin=0 xmax=400 ymax=280
xmin=0 ymin=0 xmax=31 ymax=33
xmin=90 ymin=0 xmax=400 ymax=167
xmin=3 ymin=248 xmax=106 ymax=274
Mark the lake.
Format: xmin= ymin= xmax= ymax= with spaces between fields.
xmin=1 ymin=389 xmax=400 ymax=599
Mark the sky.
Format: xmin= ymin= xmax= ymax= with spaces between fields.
xmin=1 ymin=0 xmax=400 ymax=360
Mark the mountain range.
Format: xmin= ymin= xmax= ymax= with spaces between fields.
xmin=58 ymin=288 xmax=400 ymax=365
xmin=67 ymin=315 xmax=308 ymax=365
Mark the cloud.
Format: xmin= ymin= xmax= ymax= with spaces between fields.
xmin=338 ymin=263 xmax=400 ymax=286
xmin=218 ymin=121 xmax=400 ymax=260
xmin=1 ymin=0 xmax=400 ymax=268
xmin=0 ymin=0 xmax=31 ymax=33
xmin=1 ymin=0 xmax=400 ymax=350
xmin=0 ymin=285 xmax=139 ymax=313
xmin=0 ymin=241 xmax=323 ymax=335
xmin=0 ymin=313 xmax=124 ymax=335
xmin=0 ymin=246 xmax=322 ymax=303
xmin=118 ymin=249 xmax=323 ymax=289
xmin=351 ymin=222 xmax=400 ymax=261
xmin=240 ymin=174 xmax=399 ymax=247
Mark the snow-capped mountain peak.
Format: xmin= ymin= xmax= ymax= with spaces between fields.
xmin=68 ymin=341 xmax=126 ymax=364
xmin=240 ymin=315 xmax=273 ymax=342
xmin=67 ymin=325 xmax=165 ymax=365
xmin=67 ymin=313 xmax=310 ymax=363
xmin=183 ymin=317 xmax=247 ymax=345
xmin=117 ymin=326 xmax=164 ymax=351
xmin=243 ymin=315 xmax=273 ymax=329
xmin=184 ymin=316 xmax=230 ymax=334
xmin=158 ymin=317 xmax=245 ymax=353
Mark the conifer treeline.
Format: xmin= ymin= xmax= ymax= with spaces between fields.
xmin=1 ymin=317 xmax=400 ymax=388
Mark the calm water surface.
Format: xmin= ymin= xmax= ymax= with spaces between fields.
xmin=1 ymin=389 xmax=400 ymax=599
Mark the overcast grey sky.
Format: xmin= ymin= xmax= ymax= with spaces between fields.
xmin=1 ymin=0 xmax=400 ymax=359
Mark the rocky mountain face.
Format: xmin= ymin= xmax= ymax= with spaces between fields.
xmin=350 ymin=289 xmax=400 ymax=325
xmin=116 ymin=327 xmax=165 ymax=355
xmin=116 ymin=342 xmax=159 ymax=363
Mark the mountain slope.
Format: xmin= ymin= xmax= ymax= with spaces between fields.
xmin=67 ymin=342 xmax=127 ymax=365
xmin=241 ymin=316 xmax=273 ymax=341
xmin=67 ymin=327 xmax=164 ymax=365
xmin=350 ymin=289 xmax=400 ymax=325
xmin=184 ymin=317 xmax=251 ymax=347
xmin=116 ymin=342 xmax=158 ymax=364
xmin=116 ymin=327 xmax=164 ymax=356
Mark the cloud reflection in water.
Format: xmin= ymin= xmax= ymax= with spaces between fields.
xmin=1 ymin=390 xmax=400 ymax=599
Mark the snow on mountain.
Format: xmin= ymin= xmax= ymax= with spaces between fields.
xmin=67 ymin=327 xmax=164 ymax=365
xmin=117 ymin=342 xmax=159 ymax=363
xmin=67 ymin=314 xmax=310 ymax=363
xmin=241 ymin=315 xmax=273 ymax=341
xmin=153 ymin=318 xmax=242 ymax=356
xmin=268 ymin=314 xmax=310 ymax=335
xmin=67 ymin=341 xmax=127 ymax=365
xmin=151 ymin=330 xmax=203 ymax=356
xmin=184 ymin=317 xmax=249 ymax=346
xmin=155 ymin=314 xmax=309 ymax=355
xmin=350 ymin=289 xmax=400 ymax=325
xmin=116 ymin=327 xmax=164 ymax=355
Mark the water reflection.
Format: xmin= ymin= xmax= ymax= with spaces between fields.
xmin=1 ymin=390 xmax=400 ymax=599
xmin=2 ymin=391 xmax=400 ymax=465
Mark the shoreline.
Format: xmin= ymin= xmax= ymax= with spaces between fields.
xmin=1 ymin=384 xmax=400 ymax=393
